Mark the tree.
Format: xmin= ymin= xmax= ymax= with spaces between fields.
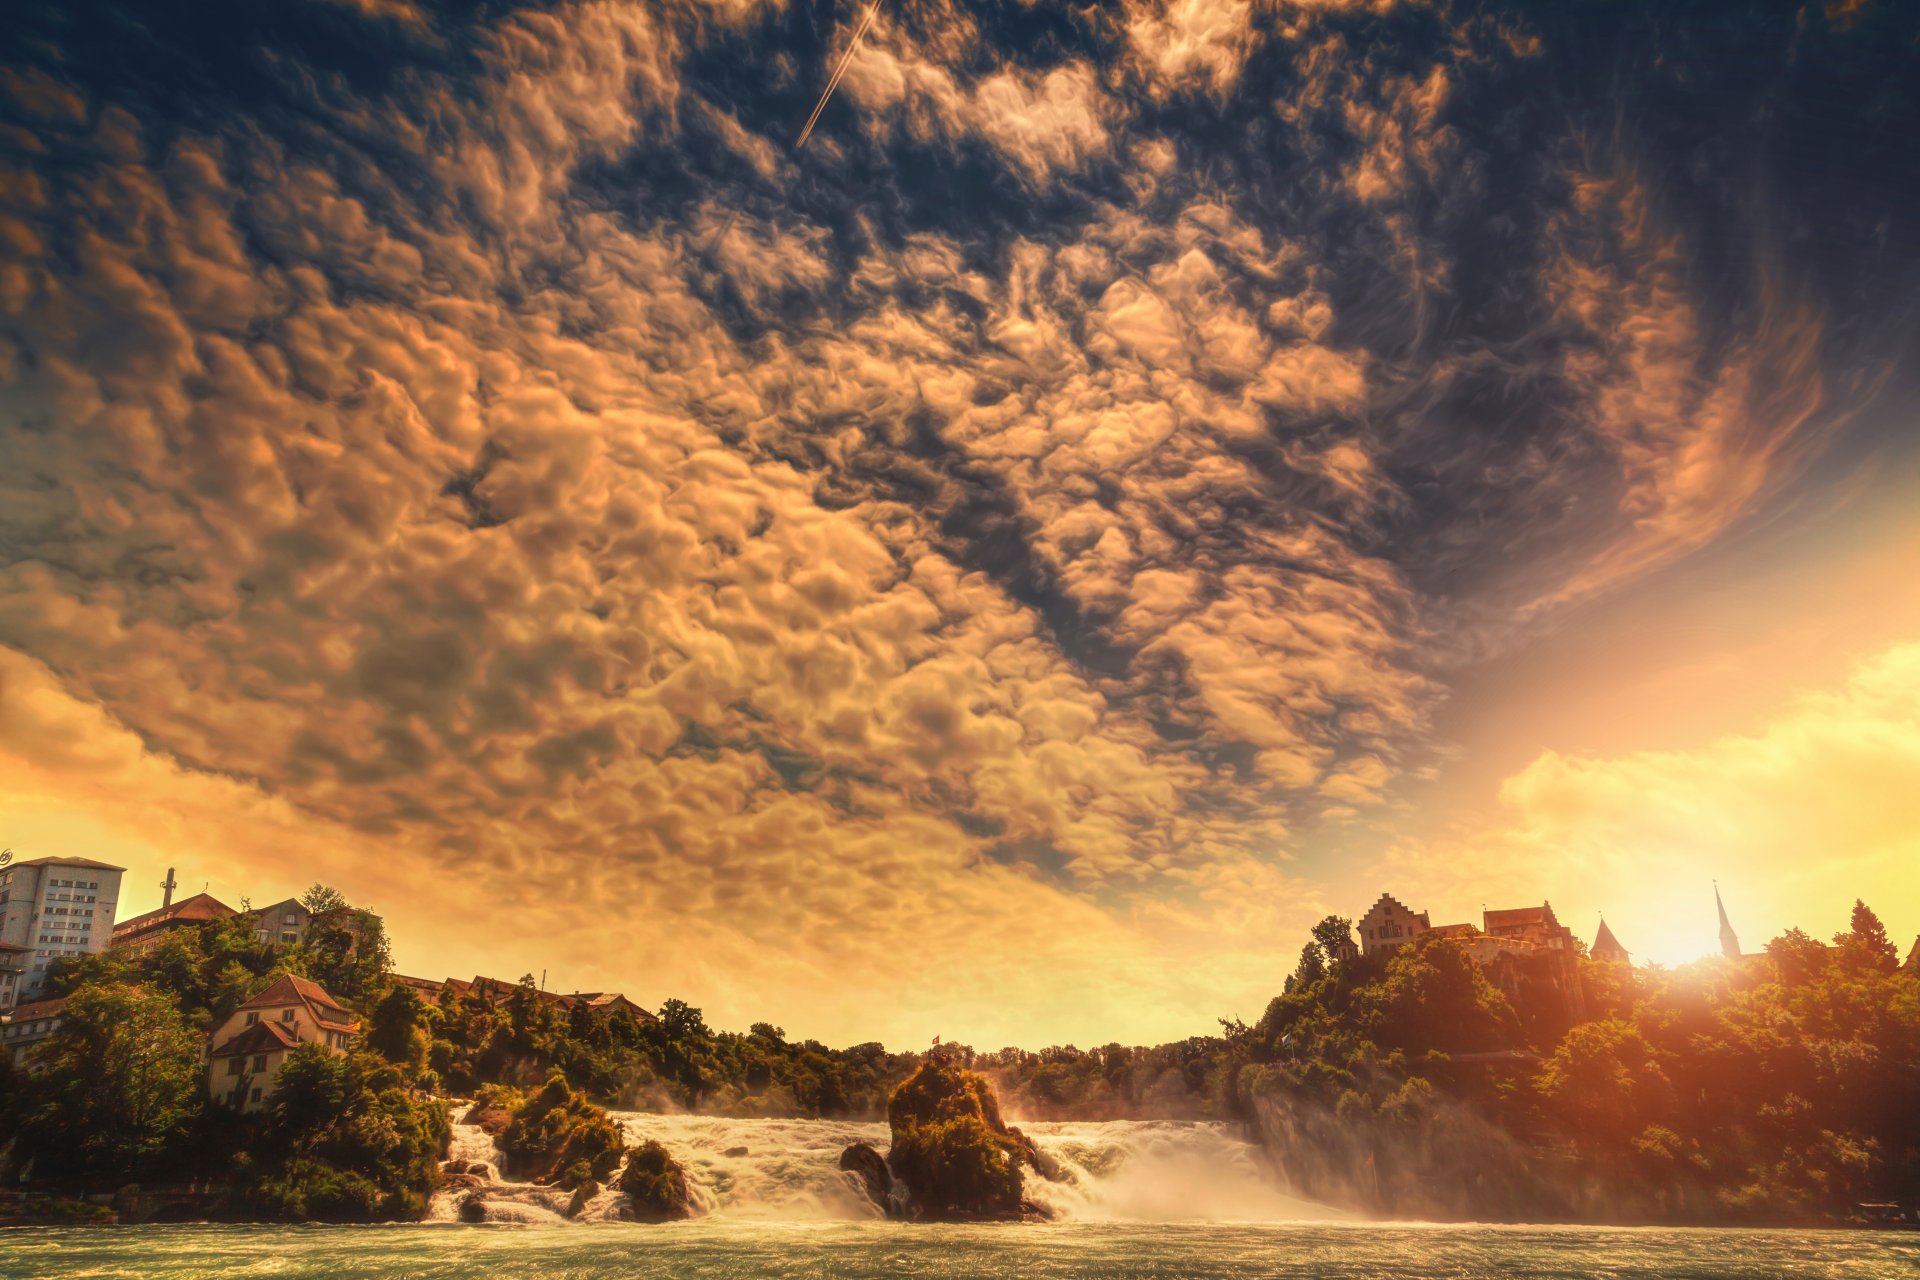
xmin=619 ymin=1139 xmax=691 ymax=1220
xmin=300 ymin=908 xmax=391 ymax=1007
xmin=1286 ymin=941 xmax=1327 ymax=994
xmin=1766 ymin=928 xmax=1829 ymax=986
xmin=1535 ymin=1018 xmax=1673 ymax=1146
xmin=211 ymin=962 xmax=265 ymax=1026
xmin=368 ymin=984 xmax=429 ymax=1069
xmin=658 ymin=998 xmax=710 ymax=1042
xmin=11 ymin=984 xmax=204 ymax=1180
xmin=1835 ymin=900 xmax=1899 ymax=976
xmin=271 ymin=1043 xmax=355 ymax=1131
xmin=885 ymin=1060 xmax=1027 ymax=1218
xmin=1310 ymin=916 xmax=1356 ymax=964
xmin=1356 ymin=935 xmax=1520 ymax=1054
xmin=301 ymin=884 xmax=349 ymax=915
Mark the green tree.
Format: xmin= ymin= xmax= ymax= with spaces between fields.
xmin=1285 ymin=941 xmax=1327 ymax=994
xmin=11 ymin=984 xmax=204 ymax=1180
xmin=1766 ymin=928 xmax=1829 ymax=986
xmin=886 ymin=1060 xmax=1028 ymax=1219
xmin=301 ymin=884 xmax=349 ymax=915
xmin=1310 ymin=916 xmax=1356 ymax=963
xmin=1536 ymin=1017 xmax=1673 ymax=1145
xmin=1835 ymin=900 xmax=1899 ymax=976
xmin=366 ymin=984 xmax=429 ymax=1070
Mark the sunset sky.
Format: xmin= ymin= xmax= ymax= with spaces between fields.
xmin=2 ymin=0 xmax=1916 ymax=1049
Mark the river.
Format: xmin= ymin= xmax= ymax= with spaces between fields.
xmin=1 ymin=1113 xmax=1912 ymax=1278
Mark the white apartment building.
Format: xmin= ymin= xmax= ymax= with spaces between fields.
xmin=0 ymin=857 xmax=125 ymax=1006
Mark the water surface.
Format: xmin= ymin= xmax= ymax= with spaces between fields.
xmin=2 ymin=1220 xmax=1912 ymax=1280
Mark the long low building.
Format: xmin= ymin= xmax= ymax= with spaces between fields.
xmin=110 ymin=892 xmax=237 ymax=955
xmin=401 ymin=974 xmax=654 ymax=1022
xmin=1 ymin=995 xmax=68 ymax=1066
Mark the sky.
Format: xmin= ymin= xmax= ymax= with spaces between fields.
xmin=1 ymin=0 xmax=1917 ymax=1050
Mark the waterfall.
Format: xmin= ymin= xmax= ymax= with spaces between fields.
xmin=426 ymin=1107 xmax=575 ymax=1224
xmin=429 ymin=1110 xmax=1332 ymax=1224
xmin=1018 ymin=1120 xmax=1334 ymax=1222
xmin=610 ymin=1113 xmax=890 ymax=1219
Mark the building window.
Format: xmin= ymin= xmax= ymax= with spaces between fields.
xmin=250 ymin=1088 xmax=262 ymax=1104
xmin=280 ymin=1009 xmax=295 ymax=1022
xmin=227 ymin=1058 xmax=243 ymax=1076
xmin=245 ymin=1012 xmax=258 ymax=1025
xmin=251 ymin=1054 xmax=267 ymax=1072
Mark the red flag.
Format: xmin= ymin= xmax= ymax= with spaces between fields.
xmin=932 ymin=1034 xmax=941 ymax=1045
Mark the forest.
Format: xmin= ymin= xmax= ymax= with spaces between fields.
xmin=0 ymin=887 xmax=1913 ymax=1225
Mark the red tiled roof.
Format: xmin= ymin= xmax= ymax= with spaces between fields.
xmin=5 ymin=996 xmax=68 ymax=1022
xmin=112 ymin=892 xmax=238 ymax=937
xmin=1484 ymin=902 xmax=1560 ymax=931
xmin=1428 ymin=923 xmax=1477 ymax=939
xmin=571 ymin=992 xmax=655 ymax=1020
xmin=471 ymin=976 xmax=577 ymax=1008
xmin=240 ymin=973 xmax=359 ymax=1032
xmin=211 ymin=1018 xmax=301 ymax=1058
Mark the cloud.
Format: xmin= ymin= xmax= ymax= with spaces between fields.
xmin=837 ymin=19 xmax=1115 ymax=182
xmin=1534 ymin=167 xmax=1831 ymax=606
xmin=1123 ymin=0 xmax=1256 ymax=99
xmin=1378 ymin=642 xmax=1920 ymax=966
xmin=0 ymin=0 xmax=1901 ymax=1045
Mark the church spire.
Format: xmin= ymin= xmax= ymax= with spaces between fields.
xmin=1715 ymin=882 xmax=1740 ymax=959
xmin=1592 ymin=916 xmax=1629 ymax=964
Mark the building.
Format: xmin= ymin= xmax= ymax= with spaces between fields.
xmin=1357 ymin=893 xmax=1430 ymax=956
xmin=393 ymin=973 xmax=444 ymax=1001
xmin=1354 ymin=892 xmax=1587 ymax=1025
xmin=1592 ymin=918 xmax=1630 ymax=965
xmin=1905 ymin=936 xmax=1919 ymax=976
xmin=0 ymin=942 xmax=27 ymax=1009
xmin=110 ymin=891 xmax=238 ymax=955
xmin=243 ymin=898 xmax=315 ymax=947
xmin=207 ymin=974 xmax=360 ymax=1113
xmin=0 ymin=856 xmax=125 ymax=1005
xmin=1716 ymin=884 xmax=1741 ymax=960
xmin=1 ymin=995 xmax=68 ymax=1066
xmin=425 ymin=976 xmax=653 ymax=1022
xmin=1477 ymin=901 xmax=1586 ymax=1025
xmin=570 ymin=992 xmax=655 ymax=1022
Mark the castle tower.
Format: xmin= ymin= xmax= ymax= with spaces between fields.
xmin=1715 ymin=883 xmax=1740 ymax=959
xmin=1592 ymin=917 xmax=1629 ymax=965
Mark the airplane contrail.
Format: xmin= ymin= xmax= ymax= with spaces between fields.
xmin=796 ymin=0 xmax=881 ymax=150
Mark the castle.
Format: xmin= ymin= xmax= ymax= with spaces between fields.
xmin=1352 ymin=892 xmax=1637 ymax=1028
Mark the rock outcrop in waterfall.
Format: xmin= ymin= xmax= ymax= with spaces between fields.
xmin=868 ymin=1059 xmax=1053 ymax=1220
xmin=618 ymin=1139 xmax=693 ymax=1221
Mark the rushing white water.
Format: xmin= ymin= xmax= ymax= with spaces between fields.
xmin=428 ymin=1108 xmax=1332 ymax=1225
xmin=1019 ymin=1120 xmax=1331 ymax=1222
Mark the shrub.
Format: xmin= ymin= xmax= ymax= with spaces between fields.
xmin=885 ymin=1060 xmax=1026 ymax=1219
xmin=618 ymin=1139 xmax=692 ymax=1221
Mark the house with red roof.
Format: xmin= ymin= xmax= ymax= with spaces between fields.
xmin=110 ymin=891 xmax=237 ymax=955
xmin=207 ymin=973 xmax=360 ymax=1112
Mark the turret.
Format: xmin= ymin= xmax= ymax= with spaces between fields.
xmin=1715 ymin=883 xmax=1740 ymax=959
xmin=1592 ymin=917 xmax=1629 ymax=965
